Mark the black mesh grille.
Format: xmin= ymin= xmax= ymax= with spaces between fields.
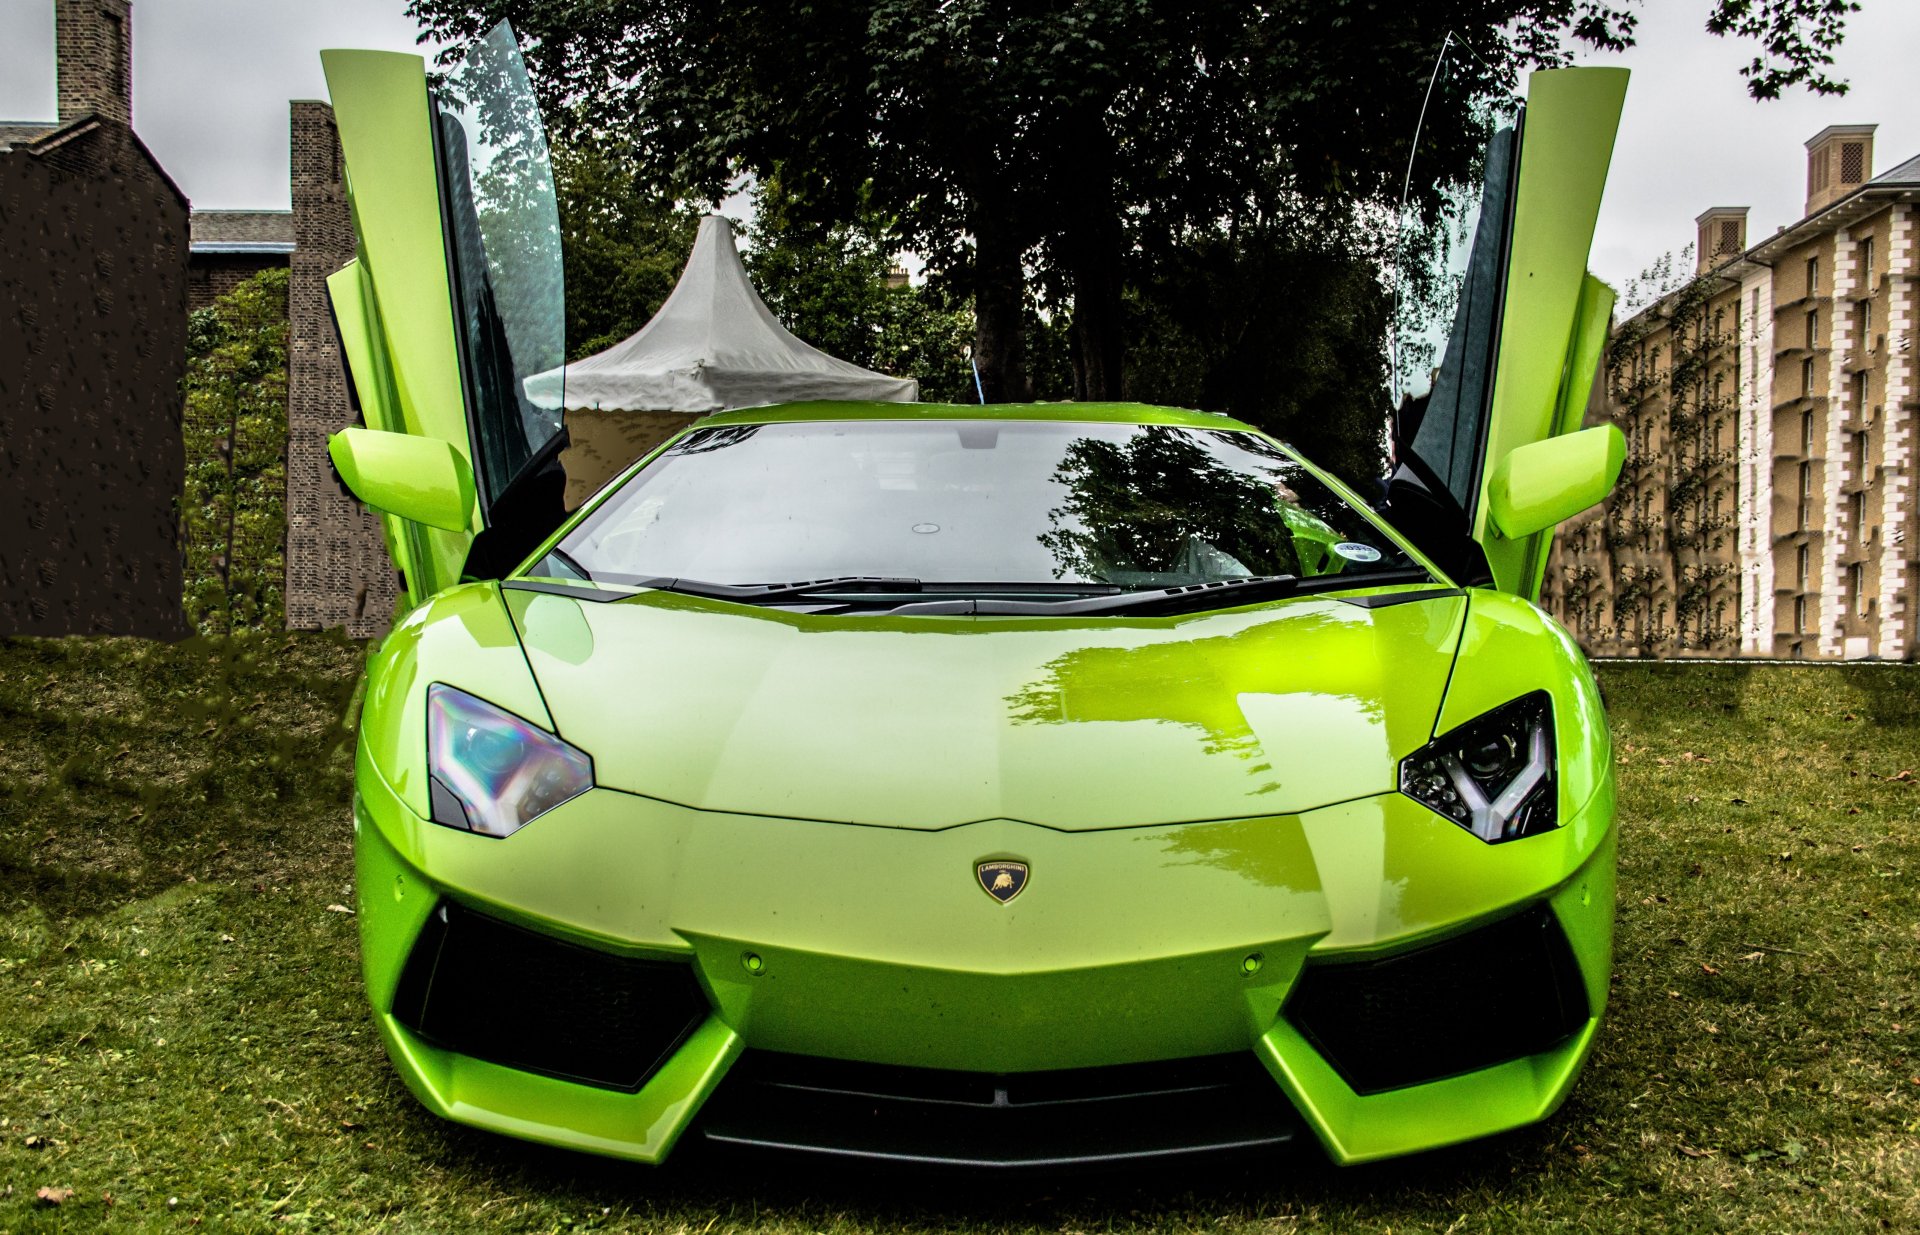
xmin=1285 ymin=903 xmax=1591 ymax=1094
xmin=391 ymin=901 xmax=710 ymax=1092
xmin=696 ymin=1051 xmax=1302 ymax=1171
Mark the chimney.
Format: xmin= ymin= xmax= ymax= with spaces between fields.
xmin=1695 ymin=207 xmax=1749 ymax=273
xmin=1805 ymin=124 xmax=1875 ymax=217
xmin=56 ymin=0 xmax=134 ymax=127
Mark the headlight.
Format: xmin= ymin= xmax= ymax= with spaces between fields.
xmin=1399 ymin=692 xmax=1555 ymax=843
xmin=426 ymin=684 xmax=593 ymax=837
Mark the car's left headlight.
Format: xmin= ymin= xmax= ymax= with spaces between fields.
xmin=1399 ymin=691 xmax=1555 ymax=843
xmin=426 ymin=683 xmax=593 ymax=838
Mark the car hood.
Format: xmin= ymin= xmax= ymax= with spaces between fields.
xmin=503 ymin=586 xmax=1468 ymax=830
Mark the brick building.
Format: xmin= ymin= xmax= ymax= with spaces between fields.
xmin=189 ymin=209 xmax=293 ymax=309
xmin=284 ymin=100 xmax=394 ymax=637
xmin=7 ymin=0 xmax=395 ymax=638
xmin=184 ymin=104 xmax=394 ymax=636
xmin=1545 ymin=125 xmax=1920 ymax=661
xmin=0 ymin=0 xmax=189 ymax=638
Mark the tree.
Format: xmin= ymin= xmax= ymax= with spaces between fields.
xmin=180 ymin=269 xmax=289 ymax=635
xmin=551 ymin=140 xmax=702 ymax=359
xmin=406 ymin=0 xmax=1857 ymax=406
xmin=1124 ymin=223 xmax=1394 ymax=485
xmin=743 ymin=183 xmax=976 ymax=402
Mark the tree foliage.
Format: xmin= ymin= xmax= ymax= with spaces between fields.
xmin=407 ymin=1 xmax=1855 ymax=402
xmin=552 ymin=139 xmax=703 ymax=359
xmin=181 ymin=269 xmax=289 ymax=635
xmin=1125 ymin=226 xmax=1393 ymax=485
xmin=743 ymin=184 xmax=976 ymax=403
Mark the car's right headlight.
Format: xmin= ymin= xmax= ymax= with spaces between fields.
xmin=426 ymin=683 xmax=593 ymax=838
xmin=1399 ymin=691 xmax=1555 ymax=843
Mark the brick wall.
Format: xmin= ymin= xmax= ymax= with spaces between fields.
xmin=0 ymin=121 xmax=188 ymax=637
xmin=56 ymin=0 xmax=132 ymax=127
xmin=188 ymin=252 xmax=286 ymax=311
xmin=284 ymin=100 xmax=396 ymax=637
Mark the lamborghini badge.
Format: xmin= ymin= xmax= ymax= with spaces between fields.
xmin=976 ymin=860 xmax=1029 ymax=904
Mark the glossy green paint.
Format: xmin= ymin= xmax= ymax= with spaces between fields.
xmin=502 ymin=584 xmax=1467 ymax=828
xmin=329 ymin=427 xmax=477 ymax=532
xmin=351 ymin=542 xmax=1616 ymax=1164
xmin=321 ymin=48 xmax=479 ymax=600
xmin=1476 ymin=67 xmax=1628 ymax=597
xmin=358 ymin=583 xmax=553 ymax=820
xmin=1486 ymin=424 xmax=1627 ymax=541
xmin=351 ymin=622 xmax=1615 ymax=1162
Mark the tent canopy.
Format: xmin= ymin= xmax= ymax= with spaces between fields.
xmin=524 ymin=215 xmax=918 ymax=411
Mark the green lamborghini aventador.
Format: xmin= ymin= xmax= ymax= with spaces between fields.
xmin=321 ymin=26 xmax=1629 ymax=1168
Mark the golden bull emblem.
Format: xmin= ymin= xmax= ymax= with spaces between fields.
xmin=976 ymin=860 xmax=1029 ymax=904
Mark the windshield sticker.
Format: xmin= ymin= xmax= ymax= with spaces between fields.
xmin=1332 ymin=542 xmax=1382 ymax=564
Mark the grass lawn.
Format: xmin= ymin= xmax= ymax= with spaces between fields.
xmin=0 ymin=635 xmax=1915 ymax=1232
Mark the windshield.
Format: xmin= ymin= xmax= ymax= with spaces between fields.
xmin=537 ymin=419 xmax=1424 ymax=595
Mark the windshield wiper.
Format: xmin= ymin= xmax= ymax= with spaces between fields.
xmin=614 ymin=577 xmax=1130 ymax=606
xmin=881 ymin=568 xmax=1433 ymax=616
xmin=634 ymin=575 xmax=927 ymax=602
xmin=881 ymin=574 xmax=1298 ymax=616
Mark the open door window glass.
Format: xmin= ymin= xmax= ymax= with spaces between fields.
xmin=432 ymin=21 xmax=567 ymax=510
xmin=1383 ymin=64 xmax=1626 ymax=597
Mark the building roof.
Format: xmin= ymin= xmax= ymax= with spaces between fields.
xmin=1868 ymin=152 xmax=1920 ymax=187
xmin=189 ymin=210 xmax=295 ymax=255
xmin=0 ymin=123 xmax=57 ymax=151
xmin=0 ymin=113 xmax=187 ymax=209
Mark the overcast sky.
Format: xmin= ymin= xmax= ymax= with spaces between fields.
xmin=2 ymin=0 xmax=1915 ymax=289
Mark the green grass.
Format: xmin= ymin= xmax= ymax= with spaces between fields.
xmin=1 ymin=637 xmax=1915 ymax=1232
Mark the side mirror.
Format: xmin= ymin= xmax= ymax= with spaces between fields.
xmin=1486 ymin=424 xmax=1625 ymax=541
xmin=328 ymin=427 xmax=476 ymax=532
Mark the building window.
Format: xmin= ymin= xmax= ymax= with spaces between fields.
xmin=1854 ymin=429 xmax=1869 ymax=475
xmin=1806 ymin=309 xmax=1819 ymax=349
xmin=1807 ymin=255 xmax=1820 ymax=297
xmin=1798 ymin=462 xmax=1813 ymax=529
xmin=1849 ymin=562 xmax=1866 ymax=617
xmin=1802 ymin=356 xmax=1816 ymax=397
xmin=1794 ymin=596 xmax=1807 ymax=634
xmin=1802 ymin=411 xmax=1815 ymax=456
xmin=1853 ymin=370 xmax=1868 ymax=415
xmin=1862 ymin=296 xmax=1873 ymax=342
xmin=1797 ymin=544 xmax=1810 ymax=589
xmin=1862 ymin=236 xmax=1876 ymax=286
xmin=1852 ymin=488 xmax=1868 ymax=531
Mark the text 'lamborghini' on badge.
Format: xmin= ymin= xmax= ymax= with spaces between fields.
xmin=976 ymin=860 xmax=1029 ymax=904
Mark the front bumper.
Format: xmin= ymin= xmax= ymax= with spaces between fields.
xmin=352 ymin=747 xmax=1616 ymax=1166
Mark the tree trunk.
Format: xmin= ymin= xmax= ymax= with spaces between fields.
xmin=971 ymin=212 xmax=1032 ymax=403
xmin=1061 ymin=114 xmax=1125 ymax=402
xmin=1065 ymin=234 xmax=1124 ymax=401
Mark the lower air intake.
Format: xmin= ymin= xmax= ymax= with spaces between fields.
xmin=696 ymin=1050 xmax=1302 ymax=1170
xmin=1285 ymin=902 xmax=1591 ymax=1094
xmin=390 ymin=901 xmax=709 ymax=1092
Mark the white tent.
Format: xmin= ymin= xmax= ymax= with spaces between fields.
xmin=524 ymin=214 xmax=919 ymax=411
